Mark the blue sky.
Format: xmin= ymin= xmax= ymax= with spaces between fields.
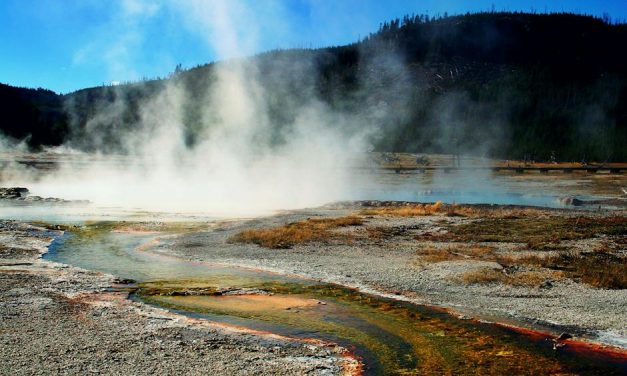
xmin=1 ymin=0 xmax=626 ymax=94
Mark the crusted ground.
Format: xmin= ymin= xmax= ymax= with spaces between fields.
xmin=171 ymin=202 xmax=627 ymax=348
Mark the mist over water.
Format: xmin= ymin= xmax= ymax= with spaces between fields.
xmin=1 ymin=2 xmax=624 ymax=218
xmin=2 ymin=2 xmax=381 ymax=216
xmin=0 ymin=2 xmax=450 ymax=217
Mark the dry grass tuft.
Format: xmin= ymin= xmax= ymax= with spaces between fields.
xmin=416 ymin=213 xmax=626 ymax=289
xmin=447 ymin=216 xmax=626 ymax=245
xmin=416 ymin=241 xmax=626 ymax=289
xmin=361 ymin=202 xmax=443 ymax=217
xmin=360 ymin=201 xmax=547 ymax=219
xmin=229 ymin=216 xmax=363 ymax=249
xmin=571 ymin=255 xmax=627 ymax=289
xmin=416 ymin=245 xmax=496 ymax=263
xmin=498 ymin=252 xmax=626 ymax=289
xmin=444 ymin=205 xmax=481 ymax=217
xmin=443 ymin=206 xmax=548 ymax=219
xmin=360 ymin=202 xmax=548 ymax=219
xmin=365 ymin=225 xmax=421 ymax=242
xmin=366 ymin=226 xmax=399 ymax=241
xmin=461 ymin=268 xmax=557 ymax=287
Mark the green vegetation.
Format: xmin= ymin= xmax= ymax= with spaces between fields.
xmin=2 ymin=12 xmax=627 ymax=160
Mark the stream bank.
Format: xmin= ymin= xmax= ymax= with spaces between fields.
xmin=0 ymin=221 xmax=356 ymax=376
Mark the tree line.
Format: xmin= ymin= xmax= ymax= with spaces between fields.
xmin=1 ymin=11 xmax=626 ymax=161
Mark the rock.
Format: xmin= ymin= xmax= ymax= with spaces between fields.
xmin=503 ymin=265 xmax=523 ymax=274
xmin=0 ymin=187 xmax=29 ymax=199
xmin=112 ymin=278 xmax=136 ymax=285
xmin=539 ymin=280 xmax=554 ymax=289
xmin=553 ymin=342 xmax=567 ymax=351
xmin=556 ymin=332 xmax=573 ymax=341
xmin=218 ymin=287 xmax=272 ymax=296
xmin=559 ymin=196 xmax=584 ymax=206
xmin=169 ymin=288 xmax=215 ymax=296
xmin=0 ymin=187 xmax=90 ymax=205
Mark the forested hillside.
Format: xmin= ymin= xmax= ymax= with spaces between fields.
xmin=0 ymin=84 xmax=67 ymax=146
xmin=2 ymin=12 xmax=626 ymax=161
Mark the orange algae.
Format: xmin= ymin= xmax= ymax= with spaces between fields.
xmin=140 ymin=281 xmax=627 ymax=375
xmin=171 ymin=294 xmax=320 ymax=312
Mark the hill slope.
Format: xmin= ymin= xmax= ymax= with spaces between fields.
xmin=2 ymin=12 xmax=626 ymax=161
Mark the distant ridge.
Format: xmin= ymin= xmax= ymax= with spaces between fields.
xmin=1 ymin=12 xmax=626 ymax=161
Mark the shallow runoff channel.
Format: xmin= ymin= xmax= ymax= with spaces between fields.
xmin=43 ymin=221 xmax=627 ymax=375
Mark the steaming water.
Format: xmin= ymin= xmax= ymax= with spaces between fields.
xmin=0 ymin=203 xmax=223 ymax=223
xmin=3 ymin=153 xmax=625 ymax=222
xmin=354 ymin=170 xmax=593 ymax=207
xmin=45 ymin=231 xmax=264 ymax=281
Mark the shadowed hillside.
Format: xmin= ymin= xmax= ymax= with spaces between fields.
xmin=2 ymin=12 xmax=626 ymax=161
xmin=0 ymin=83 xmax=68 ymax=146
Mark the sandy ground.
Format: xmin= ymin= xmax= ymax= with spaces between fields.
xmin=163 ymin=204 xmax=627 ymax=349
xmin=0 ymin=221 xmax=356 ymax=376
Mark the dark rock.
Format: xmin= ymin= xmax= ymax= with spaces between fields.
xmin=539 ymin=279 xmax=554 ymax=289
xmin=553 ymin=342 xmax=567 ymax=351
xmin=556 ymin=332 xmax=573 ymax=341
xmin=559 ymin=196 xmax=587 ymax=206
xmin=0 ymin=187 xmax=29 ymax=199
xmin=0 ymin=187 xmax=90 ymax=205
xmin=112 ymin=278 xmax=136 ymax=285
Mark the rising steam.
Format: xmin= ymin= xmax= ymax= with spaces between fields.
xmin=4 ymin=1 xmax=381 ymax=216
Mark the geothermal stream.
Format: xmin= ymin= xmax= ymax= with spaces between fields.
xmin=43 ymin=222 xmax=627 ymax=375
